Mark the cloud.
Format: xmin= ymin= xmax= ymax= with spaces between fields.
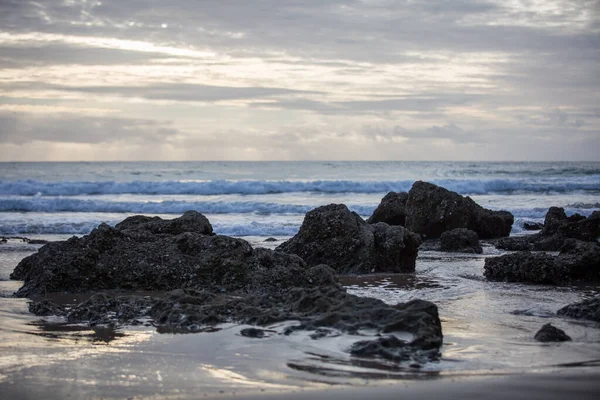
xmin=0 ymin=111 xmax=180 ymax=145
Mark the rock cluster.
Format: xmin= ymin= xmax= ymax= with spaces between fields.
xmin=367 ymin=182 xmax=513 ymax=239
xmin=498 ymin=208 xmax=600 ymax=251
xmin=484 ymin=239 xmax=600 ymax=284
xmin=557 ymin=297 xmax=600 ymax=323
xmin=277 ymin=204 xmax=422 ymax=274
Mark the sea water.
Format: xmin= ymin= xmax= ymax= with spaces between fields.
xmin=0 ymin=161 xmax=599 ymax=397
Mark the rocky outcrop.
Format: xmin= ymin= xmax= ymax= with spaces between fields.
xmin=557 ymin=297 xmax=600 ymax=323
xmin=404 ymin=181 xmax=513 ymax=239
xmin=498 ymin=209 xmax=600 ymax=251
xmin=440 ymin=228 xmax=482 ymax=254
xmin=484 ymin=239 xmax=600 ymax=284
xmin=367 ymin=192 xmax=408 ymax=226
xmin=11 ymin=211 xmax=324 ymax=297
xmin=276 ymin=204 xmax=422 ymax=274
xmin=534 ymin=324 xmax=571 ymax=342
xmin=523 ymin=221 xmax=543 ymax=231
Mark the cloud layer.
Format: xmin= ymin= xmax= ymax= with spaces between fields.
xmin=0 ymin=0 xmax=598 ymax=161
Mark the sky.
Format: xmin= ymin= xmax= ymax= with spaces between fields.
xmin=0 ymin=0 xmax=599 ymax=161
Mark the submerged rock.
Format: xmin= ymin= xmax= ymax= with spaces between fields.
xmin=276 ymin=204 xmax=422 ymax=274
xmin=484 ymin=239 xmax=600 ymax=284
xmin=523 ymin=222 xmax=544 ymax=231
xmin=440 ymin=228 xmax=483 ymax=254
xmin=557 ymin=297 xmax=600 ymax=323
xmin=534 ymin=324 xmax=571 ymax=342
xmin=404 ymin=181 xmax=513 ymax=239
xmin=10 ymin=211 xmax=322 ymax=297
xmin=498 ymin=208 xmax=600 ymax=251
xmin=366 ymin=192 xmax=408 ymax=226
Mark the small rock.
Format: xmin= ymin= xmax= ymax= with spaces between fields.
xmin=534 ymin=324 xmax=571 ymax=342
xmin=440 ymin=228 xmax=482 ymax=254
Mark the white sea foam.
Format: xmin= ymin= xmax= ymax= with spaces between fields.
xmin=1 ymin=177 xmax=598 ymax=196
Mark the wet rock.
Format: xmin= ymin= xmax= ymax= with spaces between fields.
xmin=484 ymin=251 xmax=560 ymax=283
xmin=10 ymin=212 xmax=314 ymax=297
xmin=28 ymin=299 xmax=66 ymax=316
xmin=440 ymin=228 xmax=482 ymax=254
xmin=264 ymin=237 xmax=278 ymax=242
xmin=366 ymin=192 xmax=408 ymax=226
xmin=484 ymin=240 xmax=600 ymax=284
xmin=276 ymin=204 xmax=422 ymax=274
xmin=240 ymin=327 xmax=267 ymax=338
xmin=523 ymin=222 xmax=543 ymax=231
xmin=404 ymin=181 xmax=513 ymax=239
xmin=498 ymin=209 xmax=600 ymax=251
xmin=534 ymin=324 xmax=572 ymax=342
xmin=557 ymin=297 xmax=600 ymax=322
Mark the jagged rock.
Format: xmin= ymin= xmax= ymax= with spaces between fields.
xmin=28 ymin=299 xmax=66 ymax=316
xmin=440 ymin=228 xmax=482 ymax=254
xmin=276 ymin=204 xmax=422 ymax=274
xmin=367 ymin=192 xmax=408 ymax=226
xmin=404 ymin=181 xmax=513 ymax=239
xmin=484 ymin=240 xmax=600 ymax=284
xmin=10 ymin=211 xmax=321 ymax=297
xmin=557 ymin=297 xmax=600 ymax=322
xmin=484 ymin=251 xmax=560 ymax=283
xmin=534 ymin=324 xmax=571 ymax=342
xmin=498 ymin=209 xmax=600 ymax=251
xmin=523 ymin=222 xmax=543 ymax=231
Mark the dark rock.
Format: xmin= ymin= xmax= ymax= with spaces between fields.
xmin=523 ymin=222 xmax=543 ymax=231
xmin=27 ymin=239 xmax=49 ymax=245
xmin=264 ymin=237 xmax=278 ymax=242
xmin=10 ymin=212 xmax=313 ymax=297
xmin=367 ymin=192 xmax=408 ymax=226
xmin=484 ymin=240 xmax=600 ymax=284
xmin=498 ymin=209 xmax=600 ymax=251
xmin=276 ymin=204 xmax=422 ymax=274
xmin=440 ymin=228 xmax=482 ymax=254
xmin=557 ymin=297 xmax=600 ymax=322
xmin=28 ymin=299 xmax=66 ymax=316
xmin=484 ymin=251 xmax=560 ymax=283
xmin=240 ymin=327 xmax=267 ymax=338
xmin=404 ymin=181 xmax=513 ymax=239
xmin=534 ymin=324 xmax=571 ymax=342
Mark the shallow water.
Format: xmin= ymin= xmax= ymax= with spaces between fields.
xmin=1 ymin=236 xmax=599 ymax=398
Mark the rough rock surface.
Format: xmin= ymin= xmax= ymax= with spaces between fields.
xmin=557 ymin=297 xmax=600 ymax=322
xmin=484 ymin=239 xmax=600 ymax=284
xmin=276 ymin=204 xmax=422 ymax=274
xmin=534 ymin=324 xmax=571 ymax=342
xmin=523 ymin=222 xmax=544 ymax=231
xmin=498 ymin=209 xmax=600 ymax=251
xmin=11 ymin=211 xmax=322 ymax=297
xmin=29 ymin=286 xmax=443 ymax=364
xmin=404 ymin=181 xmax=513 ymax=239
xmin=440 ymin=228 xmax=482 ymax=254
xmin=366 ymin=192 xmax=408 ymax=226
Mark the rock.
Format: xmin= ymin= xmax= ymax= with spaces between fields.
xmin=366 ymin=192 xmax=408 ymax=226
xmin=28 ymin=299 xmax=66 ymax=316
xmin=483 ymin=251 xmax=560 ymax=283
xmin=557 ymin=297 xmax=600 ymax=322
xmin=10 ymin=212 xmax=317 ymax=297
xmin=523 ymin=222 xmax=543 ymax=231
xmin=498 ymin=209 xmax=600 ymax=251
xmin=484 ymin=240 xmax=600 ymax=284
xmin=276 ymin=204 xmax=422 ymax=274
xmin=264 ymin=237 xmax=278 ymax=242
xmin=240 ymin=328 xmax=267 ymax=338
xmin=534 ymin=324 xmax=572 ymax=342
xmin=404 ymin=181 xmax=513 ymax=239
xmin=440 ymin=228 xmax=482 ymax=254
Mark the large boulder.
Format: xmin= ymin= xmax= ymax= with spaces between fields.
xmin=484 ymin=240 xmax=600 ymax=284
xmin=11 ymin=211 xmax=316 ymax=297
xmin=276 ymin=204 xmax=422 ymax=274
xmin=498 ymin=209 xmax=600 ymax=251
xmin=557 ymin=297 xmax=600 ymax=322
xmin=367 ymin=192 xmax=408 ymax=226
xmin=404 ymin=181 xmax=513 ymax=239
xmin=534 ymin=324 xmax=571 ymax=342
xmin=440 ymin=228 xmax=483 ymax=254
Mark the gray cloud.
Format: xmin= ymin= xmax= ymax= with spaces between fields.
xmin=0 ymin=111 xmax=180 ymax=144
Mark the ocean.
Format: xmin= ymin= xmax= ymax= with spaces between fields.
xmin=1 ymin=161 xmax=599 ymax=397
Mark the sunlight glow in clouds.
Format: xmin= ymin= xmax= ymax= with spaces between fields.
xmin=0 ymin=0 xmax=598 ymax=161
